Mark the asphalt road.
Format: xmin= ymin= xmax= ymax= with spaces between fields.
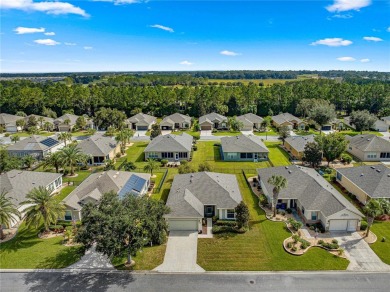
xmin=1 ymin=271 xmax=390 ymax=292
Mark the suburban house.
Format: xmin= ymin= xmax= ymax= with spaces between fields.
xmin=0 ymin=113 xmax=23 ymax=133
xmin=0 ymin=170 xmax=63 ymax=226
xmin=381 ymin=116 xmax=390 ymax=126
xmin=335 ymin=164 xmax=390 ymax=205
xmin=272 ymin=113 xmax=306 ymax=130
xmin=165 ymin=172 xmax=242 ymax=231
xmin=62 ymin=171 xmax=151 ymax=221
xmin=236 ymin=113 xmax=264 ymax=131
xmin=346 ymin=134 xmax=390 ymax=162
xmin=284 ymin=134 xmax=316 ymax=160
xmin=54 ymin=114 xmax=93 ymax=132
xmin=23 ymin=114 xmax=55 ymax=130
xmin=126 ymin=113 xmax=156 ymax=131
xmin=257 ymin=165 xmax=363 ymax=231
xmin=220 ymin=135 xmax=269 ymax=161
xmin=144 ymin=133 xmax=193 ymax=161
xmin=199 ymin=112 xmax=228 ymax=131
xmin=317 ymin=119 xmax=344 ymax=132
xmin=343 ymin=116 xmax=356 ymax=130
xmin=7 ymin=135 xmax=64 ymax=160
xmin=76 ymin=133 xmax=120 ymax=165
xmin=160 ymin=113 xmax=192 ymax=130
xmin=372 ymin=119 xmax=389 ymax=132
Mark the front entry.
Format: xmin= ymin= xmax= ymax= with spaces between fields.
xmin=290 ymin=199 xmax=297 ymax=209
xmin=175 ymin=153 xmax=179 ymax=161
xmin=204 ymin=205 xmax=215 ymax=218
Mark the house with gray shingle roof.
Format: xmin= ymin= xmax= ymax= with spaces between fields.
xmin=165 ymin=172 xmax=242 ymax=231
xmin=76 ymin=133 xmax=120 ymax=165
xmin=237 ymin=113 xmax=264 ymax=131
xmin=336 ymin=164 xmax=390 ymax=205
xmin=284 ymin=134 xmax=316 ymax=160
xmin=160 ymin=113 xmax=192 ymax=130
xmin=126 ymin=113 xmax=156 ymax=131
xmin=54 ymin=113 xmax=93 ymax=132
xmin=0 ymin=113 xmax=23 ymax=133
xmin=220 ymin=135 xmax=269 ymax=161
xmin=62 ymin=170 xmax=150 ymax=221
xmin=371 ymin=119 xmax=389 ymax=132
xmin=199 ymin=112 xmax=228 ymax=131
xmin=23 ymin=115 xmax=55 ymax=131
xmin=272 ymin=113 xmax=306 ymax=130
xmin=144 ymin=133 xmax=193 ymax=161
xmin=346 ymin=134 xmax=390 ymax=162
xmin=257 ymin=165 xmax=363 ymax=231
xmin=7 ymin=135 xmax=64 ymax=160
xmin=0 ymin=170 xmax=63 ymax=226
xmin=381 ymin=116 xmax=390 ymax=126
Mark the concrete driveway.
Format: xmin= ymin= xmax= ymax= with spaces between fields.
xmin=66 ymin=245 xmax=114 ymax=270
xmin=331 ymin=232 xmax=390 ymax=272
xmin=240 ymin=130 xmax=253 ymax=135
xmin=134 ymin=130 xmax=147 ymax=137
xmin=161 ymin=130 xmax=172 ymax=136
xmin=154 ymin=231 xmax=205 ymax=273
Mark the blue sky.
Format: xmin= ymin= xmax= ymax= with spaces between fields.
xmin=1 ymin=0 xmax=389 ymax=72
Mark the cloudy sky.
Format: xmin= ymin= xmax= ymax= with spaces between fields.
xmin=0 ymin=0 xmax=389 ymax=72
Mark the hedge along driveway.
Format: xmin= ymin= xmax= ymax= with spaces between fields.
xmin=197 ymin=172 xmax=349 ymax=271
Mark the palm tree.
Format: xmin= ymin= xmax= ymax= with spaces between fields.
xmin=43 ymin=121 xmax=53 ymax=132
xmin=37 ymin=116 xmax=45 ymax=129
xmin=0 ymin=191 xmax=20 ymax=239
xmin=21 ymin=186 xmax=65 ymax=233
xmin=64 ymin=118 xmax=71 ymax=126
xmin=377 ymin=198 xmax=390 ymax=215
xmin=59 ymin=144 xmax=83 ymax=176
xmin=15 ymin=119 xmax=25 ymax=131
xmin=79 ymin=153 xmax=92 ymax=169
xmin=23 ymin=155 xmax=36 ymax=169
xmin=267 ymin=174 xmax=288 ymax=217
xmin=42 ymin=152 xmax=63 ymax=173
xmin=143 ymin=159 xmax=160 ymax=177
xmin=115 ymin=129 xmax=134 ymax=155
xmin=363 ymin=199 xmax=383 ymax=238
xmin=10 ymin=135 xmax=20 ymax=144
xmin=58 ymin=132 xmax=72 ymax=146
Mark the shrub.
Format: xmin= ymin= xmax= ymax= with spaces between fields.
xmin=212 ymin=216 xmax=218 ymax=223
xmin=301 ymin=243 xmax=308 ymax=250
xmin=211 ymin=129 xmax=217 ymax=133
xmin=4 ymin=133 xmax=10 ymax=137
xmin=292 ymin=234 xmax=300 ymax=243
xmin=291 ymin=246 xmax=297 ymax=252
xmin=123 ymin=161 xmax=137 ymax=171
xmin=215 ymin=220 xmax=236 ymax=227
xmin=161 ymin=159 xmax=168 ymax=166
xmin=338 ymin=248 xmax=344 ymax=256
xmin=287 ymin=242 xmax=292 ymax=248
xmin=49 ymin=225 xmax=64 ymax=231
xmin=192 ymin=145 xmax=198 ymax=151
xmin=281 ymin=211 xmax=286 ymax=216
xmin=341 ymin=153 xmax=352 ymax=164
xmin=288 ymin=218 xmax=303 ymax=231
xmin=286 ymin=208 xmax=292 ymax=214
xmin=318 ymin=240 xmax=324 ymax=245
xmin=381 ymin=237 xmax=386 ymax=242
xmin=310 ymin=226 xmax=315 ymax=230
xmin=212 ymin=225 xmax=235 ymax=234
xmin=332 ymin=239 xmax=338 ymax=244
xmin=360 ymin=221 xmax=368 ymax=231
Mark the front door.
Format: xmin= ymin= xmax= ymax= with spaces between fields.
xmin=254 ymin=153 xmax=258 ymax=160
xmin=175 ymin=153 xmax=179 ymax=160
xmin=204 ymin=205 xmax=215 ymax=218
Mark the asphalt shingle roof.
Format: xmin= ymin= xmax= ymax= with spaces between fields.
xmin=337 ymin=164 xmax=390 ymax=199
xmin=7 ymin=135 xmax=61 ymax=152
xmin=160 ymin=113 xmax=191 ymax=126
xmin=199 ymin=112 xmax=227 ymax=124
xmin=0 ymin=113 xmax=21 ymax=126
xmin=77 ymin=133 xmax=117 ymax=156
xmin=127 ymin=113 xmax=156 ymax=126
xmin=0 ymin=170 xmax=62 ymax=205
xmin=272 ymin=113 xmax=303 ymax=125
xmin=221 ymin=135 xmax=269 ymax=153
xmin=144 ymin=133 xmax=193 ymax=152
xmin=237 ymin=113 xmax=263 ymax=124
xmin=257 ymin=165 xmax=363 ymax=218
xmin=284 ymin=135 xmax=316 ymax=152
xmin=54 ymin=114 xmax=81 ymax=126
xmin=165 ymin=172 xmax=242 ymax=218
xmin=346 ymin=134 xmax=390 ymax=152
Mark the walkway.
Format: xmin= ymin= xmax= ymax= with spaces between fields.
xmin=154 ymin=231 xmax=205 ymax=273
xmin=331 ymin=232 xmax=390 ymax=272
xmin=65 ymin=245 xmax=114 ymax=270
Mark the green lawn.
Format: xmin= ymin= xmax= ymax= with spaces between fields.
xmin=125 ymin=142 xmax=148 ymax=167
xmin=9 ymin=131 xmax=55 ymax=137
xmin=339 ymin=130 xmax=383 ymax=137
xmin=212 ymin=131 xmax=241 ymax=136
xmin=197 ymin=173 xmax=349 ymax=271
xmin=112 ymin=244 xmax=166 ymax=270
xmin=54 ymin=185 xmax=76 ymax=202
xmin=0 ymin=223 xmax=83 ymax=269
xmin=151 ymin=168 xmax=178 ymax=202
xmin=254 ymin=128 xmax=278 ymax=136
xmin=294 ymin=129 xmax=318 ymax=136
xmin=62 ymin=170 xmax=92 ymax=185
xmin=71 ymin=130 xmax=92 ymax=137
xmin=264 ymin=142 xmax=291 ymax=166
xmin=370 ymin=221 xmax=390 ymax=265
xmin=172 ymin=130 xmax=200 ymax=139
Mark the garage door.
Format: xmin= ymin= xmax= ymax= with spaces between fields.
xmin=329 ymin=220 xmax=348 ymax=231
xmin=168 ymin=219 xmax=198 ymax=231
xmin=201 ymin=125 xmax=212 ymax=131
xmin=347 ymin=220 xmax=358 ymax=232
xmin=137 ymin=126 xmax=148 ymax=131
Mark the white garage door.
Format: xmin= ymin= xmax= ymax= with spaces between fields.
xmin=347 ymin=220 xmax=358 ymax=232
xmin=329 ymin=220 xmax=348 ymax=231
xmin=168 ymin=219 xmax=198 ymax=231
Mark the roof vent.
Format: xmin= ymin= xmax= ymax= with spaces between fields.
xmin=288 ymin=170 xmax=292 ymax=174
xmin=285 ymin=166 xmax=289 ymax=169
xmin=371 ymin=166 xmax=376 ymax=169
xmin=360 ymin=173 xmax=364 ymax=176
xmin=190 ymin=178 xmax=192 ymax=183
xmin=367 ymin=139 xmax=370 ymax=141
xmin=376 ymin=169 xmax=381 ymax=173
xmin=116 ymin=172 xmax=119 ymax=175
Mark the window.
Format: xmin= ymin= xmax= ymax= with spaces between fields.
xmin=240 ymin=153 xmax=253 ymax=159
xmin=179 ymin=152 xmax=188 ymax=158
xmin=367 ymin=153 xmax=377 ymax=159
xmin=227 ymin=153 xmax=236 ymax=159
xmin=240 ymin=153 xmax=246 ymax=159
xmin=65 ymin=211 xmax=72 ymax=221
xmin=311 ymin=212 xmax=317 ymax=220
xmin=336 ymin=172 xmax=342 ymax=181
xmin=161 ymin=152 xmax=173 ymax=158
xmin=148 ymin=152 xmax=159 ymax=159
xmin=380 ymin=152 xmax=390 ymax=158
xmin=227 ymin=209 xmax=235 ymax=219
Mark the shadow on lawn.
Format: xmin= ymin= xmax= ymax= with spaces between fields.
xmin=36 ymin=243 xmax=85 ymax=269
xmin=1 ymin=227 xmax=42 ymax=252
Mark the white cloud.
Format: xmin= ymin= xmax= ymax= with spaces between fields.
xmin=332 ymin=13 xmax=353 ymax=19
xmin=0 ymin=0 xmax=89 ymax=17
xmin=363 ymin=36 xmax=383 ymax=42
xmin=44 ymin=32 xmax=55 ymax=36
xmin=14 ymin=27 xmax=45 ymax=34
xmin=360 ymin=59 xmax=370 ymax=63
xmin=311 ymin=38 xmax=352 ymax=47
xmin=92 ymin=0 xmax=142 ymax=4
xmin=387 ymin=27 xmax=390 ymax=32
xmin=150 ymin=24 xmax=174 ymax=33
xmin=220 ymin=50 xmax=241 ymax=56
xmin=180 ymin=60 xmax=193 ymax=66
xmin=84 ymin=46 xmax=93 ymax=50
xmin=337 ymin=56 xmax=356 ymax=61
xmin=326 ymin=0 xmax=371 ymax=13
xmin=65 ymin=42 xmax=76 ymax=46
xmin=34 ymin=39 xmax=60 ymax=46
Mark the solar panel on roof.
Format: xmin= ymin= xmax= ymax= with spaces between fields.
xmin=40 ymin=138 xmax=59 ymax=148
xmin=118 ymin=175 xmax=147 ymax=198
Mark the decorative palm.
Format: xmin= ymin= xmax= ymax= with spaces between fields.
xmin=42 ymin=152 xmax=63 ymax=173
xmin=115 ymin=129 xmax=134 ymax=154
xmin=64 ymin=118 xmax=71 ymax=125
xmin=0 ymin=191 xmax=20 ymax=239
xmin=58 ymin=132 xmax=72 ymax=146
xmin=143 ymin=159 xmax=160 ymax=177
xmin=80 ymin=153 xmax=92 ymax=169
xmin=21 ymin=186 xmax=65 ymax=233
xmin=43 ymin=121 xmax=53 ymax=132
xmin=10 ymin=135 xmax=20 ymax=144
xmin=38 ymin=116 xmax=45 ymax=129
xmin=377 ymin=198 xmax=390 ymax=215
xmin=267 ymin=174 xmax=288 ymax=217
xmin=59 ymin=144 xmax=83 ymax=176
xmin=363 ymin=199 xmax=383 ymax=238
xmin=23 ymin=155 xmax=36 ymax=169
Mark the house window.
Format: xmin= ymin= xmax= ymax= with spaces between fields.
xmin=380 ymin=152 xmax=390 ymax=158
xmin=311 ymin=212 xmax=317 ymax=220
xmin=336 ymin=172 xmax=342 ymax=181
xmin=179 ymin=152 xmax=188 ymax=158
xmin=367 ymin=153 xmax=377 ymax=159
xmin=227 ymin=153 xmax=236 ymax=159
xmin=227 ymin=209 xmax=235 ymax=219
xmin=148 ymin=152 xmax=159 ymax=159
xmin=161 ymin=152 xmax=173 ymax=158
xmin=65 ymin=211 xmax=72 ymax=221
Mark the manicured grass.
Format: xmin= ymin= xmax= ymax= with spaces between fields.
xmin=212 ymin=131 xmax=241 ymax=136
xmin=71 ymin=130 xmax=91 ymax=137
xmin=264 ymin=142 xmax=291 ymax=166
xmin=0 ymin=223 xmax=83 ymax=269
xmin=197 ymin=173 xmax=349 ymax=271
xmin=54 ymin=185 xmax=76 ymax=202
xmin=294 ymin=129 xmax=318 ymax=136
xmin=172 ymin=130 xmax=200 ymax=139
xmin=126 ymin=142 xmax=148 ymax=167
xmin=370 ymin=221 xmax=390 ymax=265
xmin=339 ymin=130 xmax=383 ymax=137
xmin=254 ymin=130 xmax=278 ymax=136
xmin=112 ymin=244 xmax=166 ymax=270
xmin=151 ymin=168 xmax=178 ymax=202
xmin=9 ymin=131 xmax=55 ymax=137
xmin=62 ymin=170 xmax=92 ymax=185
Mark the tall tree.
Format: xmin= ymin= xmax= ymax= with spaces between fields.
xmin=58 ymin=132 xmax=72 ymax=146
xmin=267 ymin=175 xmax=288 ymax=217
xmin=309 ymin=104 xmax=336 ymax=134
xmin=228 ymin=116 xmax=244 ymax=132
xmin=75 ymin=116 xmax=87 ymax=130
xmin=150 ymin=124 xmax=161 ymax=140
xmin=59 ymin=144 xmax=83 ymax=176
xmin=363 ymin=199 xmax=383 ymax=238
xmin=22 ymin=155 xmax=36 ymax=169
xmin=302 ymin=142 xmax=322 ymax=168
xmin=235 ymin=201 xmax=249 ymax=229
xmin=143 ymin=159 xmax=160 ymax=176
xmin=315 ymin=133 xmax=347 ymax=166
xmin=42 ymin=152 xmax=63 ymax=173
xmin=0 ymin=148 xmax=23 ymax=173
xmin=21 ymin=186 xmax=65 ymax=233
xmin=278 ymin=125 xmax=290 ymax=145
xmin=15 ymin=119 xmax=25 ymax=131
xmin=350 ymin=110 xmax=377 ymax=134
xmin=0 ymin=191 xmax=20 ymax=239
xmin=10 ymin=135 xmax=20 ymax=144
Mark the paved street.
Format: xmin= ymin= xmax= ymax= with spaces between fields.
xmin=1 ymin=271 xmax=390 ymax=292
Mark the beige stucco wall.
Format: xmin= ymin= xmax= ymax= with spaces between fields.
xmin=336 ymin=174 xmax=369 ymax=204
xmin=284 ymin=141 xmax=302 ymax=159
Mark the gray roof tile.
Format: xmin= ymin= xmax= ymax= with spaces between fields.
xmin=199 ymin=112 xmax=227 ymax=124
xmin=284 ymin=135 xmax=316 ymax=152
xmin=221 ymin=135 xmax=269 ymax=153
xmin=272 ymin=113 xmax=303 ymax=125
xmin=346 ymin=134 xmax=390 ymax=152
xmin=77 ymin=133 xmax=117 ymax=156
xmin=144 ymin=133 xmax=193 ymax=152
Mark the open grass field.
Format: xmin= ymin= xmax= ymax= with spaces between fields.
xmin=0 ymin=223 xmax=83 ymax=269
xmin=370 ymin=221 xmax=390 ymax=265
xmin=264 ymin=142 xmax=291 ymax=166
xmin=197 ymin=173 xmax=349 ymax=271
